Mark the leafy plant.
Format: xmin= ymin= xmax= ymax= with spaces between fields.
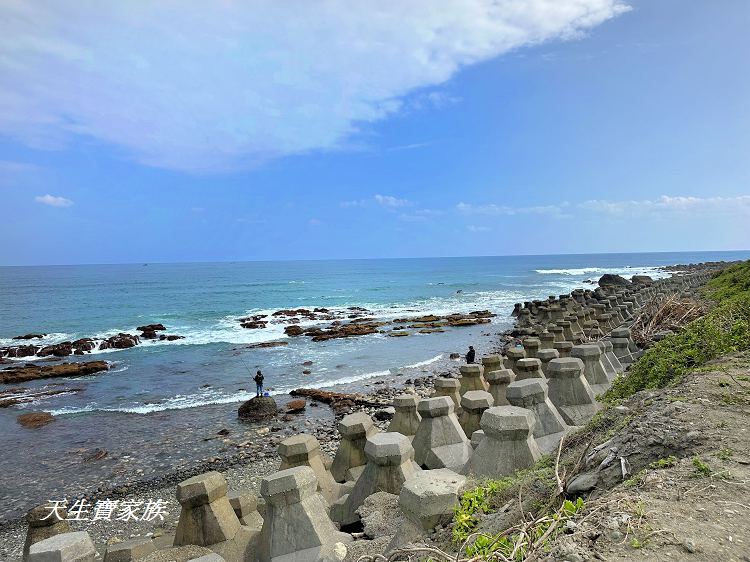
xmin=649 ymin=456 xmax=677 ymax=469
xmin=692 ymin=455 xmax=712 ymax=477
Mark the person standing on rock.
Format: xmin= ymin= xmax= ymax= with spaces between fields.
xmin=253 ymin=370 xmax=265 ymax=397
xmin=466 ymin=346 xmax=476 ymax=364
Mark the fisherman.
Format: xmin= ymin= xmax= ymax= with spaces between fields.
xmin=465 ymin=345 xmax=476 ymax=364
xmin=253 ymin=370 xmax=265 ymax=397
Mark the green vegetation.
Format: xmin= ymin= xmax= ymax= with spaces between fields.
xmin=452 ymin=458 xmax=556 ymax=544
xmin=718 ymin=447 xmax=733 ymax=461
xmin=463 ymin=498 xmax=585 ymax=560
xmin=692 ymin=455 xmax=712 ymax=476
xmin=607 ymin=261 xmax=750 ymax=401
xmin=649 ymin=456 xmax=677 ymax=469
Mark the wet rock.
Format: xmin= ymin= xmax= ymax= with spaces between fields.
xmin=13 ymin=333 xmax=47 ymax=340
xmin=284 ymin=326 xmax=304 ymax=336
xmin=286 ymin=399 xmax=307 ymax=413
xmin=245 ymin=341 xmax=288 ymax=349
xmin=17 ymin=411 xmax=55 ymax=429
xmin=0 ymin=360 xmax=110 ymax=384
xmin=238 ymin=396 xmax=279 ymax=422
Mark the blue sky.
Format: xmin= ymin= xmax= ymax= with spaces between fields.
xmin=1 ymin=0 xmax=748 ymax=265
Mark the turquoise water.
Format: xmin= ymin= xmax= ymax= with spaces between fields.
xmin=1 ymin=251 xmax=748 ymax=417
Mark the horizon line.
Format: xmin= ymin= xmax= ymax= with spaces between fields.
xmin=2 ymin=248 xmax=749 ymax=268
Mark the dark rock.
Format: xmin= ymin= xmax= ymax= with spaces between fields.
xmin=284 ymin=325 xmax=304 ymax=337
xmin=598 ymin=274 xmax=631 ymax=287
xmin=0 ymin=360 xmax=110 ymax=384
xmin=246 ymin=341 xmax=288 ymax=349
xmin=12 ymin=333 xmax=47 ymax=340
xmin=238 ymin=396 xmax=279 ymax=422
xmin=137 ymin=323 xmax=166 ymax=332
xmin=374 ymin=407 xmax=396 ymax=421
xmin=631 ymin=275 xmax=654 ymax=285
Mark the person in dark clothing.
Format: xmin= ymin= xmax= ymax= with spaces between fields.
xmin=466 ymin=346 xmax=476 ymax=364
xmin=253 ymin=370 xmax=265 ymax=397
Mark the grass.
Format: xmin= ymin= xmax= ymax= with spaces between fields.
xmin=606 ymin=260 xmax=750 ymax=402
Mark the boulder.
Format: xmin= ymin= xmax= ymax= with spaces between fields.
xmin=1 ymin=361 xmax=110 ymax=384
xmin=17 ymin=412 xmax=55 ymax=429
xmin=598 ymin=274 xmax=630 ymax=287
xmin=24 ymin=504 xmax=71 ymax=560
xmin=631 ymin=275 xmax=654 ymax=285
xmin=104 ymin=537 xmax=156 ymax=562
xmin=237 ymin=396 xmax=278 ymax=422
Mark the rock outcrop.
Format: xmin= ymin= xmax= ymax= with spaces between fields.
xmin=1 ymin=361 xmax=110 ymax=384
xmin=237 ymin=396 xmax=278 ymax=422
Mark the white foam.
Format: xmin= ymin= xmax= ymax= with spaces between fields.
xmin=402 ymin=354 xmax=443 ymax=369
xmin=535 ymin=266 xmax=668 ymax=278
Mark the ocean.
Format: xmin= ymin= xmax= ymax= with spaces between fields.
xmin=1 ymin=250 xmax=749 ymax=520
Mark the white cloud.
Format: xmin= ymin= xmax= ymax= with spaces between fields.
xmin=578 ymin=195 xmax=750 ymax=217
xmin=375 ymin=194 xmax=412 ymax=208
xmin=0 ymin=1 xmax=629 ymax=172
xmin=467 ymin=225 xmax=492 ymax=232
xmin=34 ymin=194 xmax=73 ymax=207
xmin=399 ymin=209 xmax=443 ymax=222
xmin=457 ymin=201 xmax=569 ymax=217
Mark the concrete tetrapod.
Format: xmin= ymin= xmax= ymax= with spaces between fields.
xmin=459 ymin=390 xmax=494 ymax=437
xmin=536 ymin=349 xmax=560 ymax=378
xmin=227 ymin=491 xmax=264 ymax=532
xmin=506 ymin=379 xmax=569 ymax=454
xmin=485 ymin=368 xmax=515 ymax=406
xmin=459 ymin=364 xmax=487 ymax=395
xmin=468 ymin=407 xmax=541 ymax=478
xmin=330 ymin=412 xmax=377 ymax=483
xmin=259 ymin=466 xmax=351 ymax=562
xmin=546 ymin=358 xmax=599 ymax=427
xmin=514 ymin=358 xmax=546 ymax=381
xmin=504 ymin=348 xmax=526 ymax=374
xmin=103 ymin=538 xmax=156 ymax=562
xmin=331 ymin=432 xmax=421 ymax=526
xmin=173 ymin=471 xmax=256 ymax=562
xmin=570 ymin=344 xmax=610 ymax=396
xmin=596 ymin=341 xmax=617 ymax=381
xmin=399 ymin=469 xmax=466 ymax=530
xmin=432 ymin=378 xmax=462 ymax=414
xmin=24 ymin=504 xmax=71 ymax=560
xmin=387 ymin=395 xmax=421 ymax=438
xmin=412 ymin=397 xmax=472 ymax=471
xmin=279 ymin=434 xmax=340 ymax=503
xmin=28 ymin=531 xmax=96 ymax=562
xmin=481 ymin=355 xmax=504 ymax=379
xmin=601 ymin=339 xmax=624 ymax=374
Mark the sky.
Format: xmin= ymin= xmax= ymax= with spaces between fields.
xmin=1 ymin=0 xmax=749 ymax=266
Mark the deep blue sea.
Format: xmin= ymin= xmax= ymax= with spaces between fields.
xmin=1 ymin=250 xmax=749 ymax=521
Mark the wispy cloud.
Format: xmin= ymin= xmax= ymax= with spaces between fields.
xmin=385 ymin=142 xmax=432 ymax=152
xmin=375 ymin=194 xmax=412 ymax=208
xmin=467 ymin=225 xmax=492 ymax=232
xmin=0 ymin=1 xmax=630 ymax=172
xmin=34 ymin=194 xmax=73 ymax=207
xmin=457 ymin=202 xmax=570 ymax=217
xmin=578 ymin=195 xmax=750 ymax=217
xmin=399 ymin=209 xmax=443 ymax=222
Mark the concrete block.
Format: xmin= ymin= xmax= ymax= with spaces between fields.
xmin=459 ymin=390 xmax=493 ymax=437
xmin=485 ymin=368 xmax=514 ymax=406
xmin=468 ymin=407 xmax=541 ymax=478
xmin=413 ymin=397 xmax=472 ymax=472
xmin=387 ymin=394 xmax=421 ymax=437
xmin=432 ymin=378 xmax=462 ymax=414
xmin=546 ymin=358 xmax=600 ymax=427
xmin=331 ymin=412 xmax=377 ymax=483
xmin=506 ymin=379 xmax=569 ymax=454
xmin=399 ymin=469 xmax=466 ymax=530
xmin=332 ymin=433 xmax=420 ymax=526
xmin=515 ymin=358 xmax=545 ymax=380
xmin=104 ymin=538 xmax=156 ymax=562
xmin=279 ymin=434 xmax=339 ymax=503
xmin=459 ymin=364 xmax=487 ymax=395
xmin=536 ymin=349 xmax=559 ymax=377
xmin=259 ymin=467 xmax=350 ymax=562
xmin=24 ymin=504 xmax=71 ymax=560
xmin=571 ymin=344 xmax=610 ymax=395
xmin=28 ymin=531 xmax=96 ymax=562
